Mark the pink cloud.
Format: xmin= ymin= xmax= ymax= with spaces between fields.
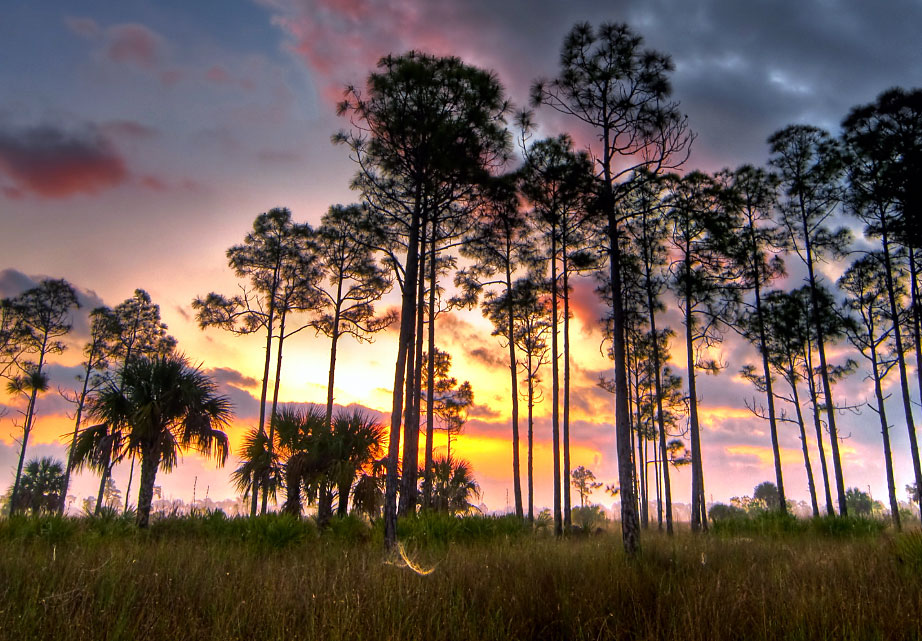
xmin=105 ymin=23 xmax=164 ymax=69
xmin=100 ymin=119 xmax=158 ymax=140
xmin=0 ymin=124 xmax=128 ymax=198
xmin=205 ymin=65 xmax=232 ymax=84
xmin=140 ymin=175 xmax=168 ymax=191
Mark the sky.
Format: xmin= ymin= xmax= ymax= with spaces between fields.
xmin=2 ymin=0 xmax=922 ymax=515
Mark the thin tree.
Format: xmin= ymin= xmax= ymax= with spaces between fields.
xmin=769 ymin=124 xmax=851 ymax=515
xmin=843 ymin=99 xmax=922 ymax=500
xmin=838 ymin=253 xmax=903 ymax=528
xmin=5 ymin=279 xmax=79 ymax=515
xmin=532 ymin=22 xmax=693 ymax=554
xmin=665 ymin=171 xmax=740 ymax=531
xmin=722 ymin=165 xmax=789 ymax=514
xmin=312 ymin=204 xmax=394 ymax=430
xmin=336 ymin=52 xmax=510 ymax=548
xmin=455 ymin=174 xmax=533 ymax=518
xmin=194 ymin=207 xmax=304 ymax=516
xmin=57 ymin=306 xmax=117 ymax=513
xmin=519 ymin=134 xmax=592 ymax=535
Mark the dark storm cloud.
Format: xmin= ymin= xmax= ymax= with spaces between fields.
xmin=0 ymin=123 xmax=128 ymax=198
xmin=266 ymin=0 xmax=921 ymax=169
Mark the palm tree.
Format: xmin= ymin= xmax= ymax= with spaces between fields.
xmin=331 ymin=408 xmax=387 ymax=516
xmin=86 ymin=353 xmax=232 ymax=527
xmin=427 ymin=455 xmax=481 ymax=516
xmin=230 ymin=427 xmax=278 ymax=512
xmin=8 ymin=457 xmax=65 ymax=515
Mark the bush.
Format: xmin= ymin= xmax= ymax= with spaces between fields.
xmin=571 ymin=505 xmax=607 ymax=532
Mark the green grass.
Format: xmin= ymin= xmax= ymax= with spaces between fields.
xmin=0 ymin=513 xmax=920 ymax=640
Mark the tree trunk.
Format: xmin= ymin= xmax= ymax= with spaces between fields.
xmin=399 ymin=228 xmax=427 ymax=516
xmin=562 ymin=251 xmax=572 ymax=529
xmin=604 ymin=174 xmax=640 ymax=554
xmin=803 ymin=225 xmax=847 ymax=516
xmin=507 ymin=261 xmax=524 ymax=518
xmin=869 ymin=339 xmax=901 ymax=530
xmin=881 ymin=234 xmax=922 ymax=499
xmin=384 ymin=195 xmax=422 ymax=549
xmin=60 ymin=358 xmax=94 ymax=514
xmin=805 ymin=348 xmax=835 ymax=516
xmin=685 ymin=288 xmax=707 ymax=532
xmin=123 ymin=455 xmax=135 ymax=515
xmin=262 ymin=309 xmax=288 ymax=514
xmin=527 ymin=371 xmax=535 ymax=523
xmin=785 ymin=367 xmax=819 ymax=517
xmin=550 ymin=228 xmax=562 ymax=536
xmin=325 ymin=298 xmax=344 ymax=429
xmin=136 ymin=447 xmax=162 ymax=528
xmin=754 ymin=282 xmax=787 ymax=514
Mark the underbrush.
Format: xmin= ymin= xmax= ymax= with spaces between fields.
xmin=1 ymin=519 xmax=920 ymax=641
xmin=708 ymin=509 xmax=889 ymax=538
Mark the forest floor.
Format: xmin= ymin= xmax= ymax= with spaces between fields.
xmin=1 ymin=512 xmax=921 ymax=640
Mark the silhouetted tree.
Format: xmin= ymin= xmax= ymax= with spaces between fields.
xmin=58 ymin=306 xmax=117 ymax=513
xmin=312 ymin=204 xmax=395 ymax=430
xmin=91 ymin=289 xmax=176 ymax=516
xmin=337 ymin=52 xmax=511 ymax=548
xmin=455 ymin=174 xmax=533 ymax=518
xmin=843 ymin=98 xmax=922 ymax=501
xmin=532 ymin=21 xmax=693 ymax=554
xmin=571 ymin=465 xmax=603 ymax=507
xmin=194 ymin=208 xmax=308 ymax=516
xmin=10 ymin=456 xmax=65 ymax=515
xmin=4 ymin=279 xmax=78 ymax=515
xmin=86 ymin=354 xmax=232 ymax=527
xmin=722 ymin=165 xmax=789 ymax=514
xmin=769 ymin=124 xmax=850 ymax=515
xmin=838 ymin=253 xmax=903 ymax=528
xmin=665 ymin=171 xmax=739 ymax=531
xmin=519 ymin=134 xmax=592 ymax=535
xmin=427 ymin=455 xmax=481 ymax=515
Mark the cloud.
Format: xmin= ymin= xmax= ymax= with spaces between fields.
xmin=64 ymin=16 xmax=101 ymax=39
xmin=105 ymin=23 xmax=165 ymax=69
xmin=0 ymin=269 xmax=107 ymax=342
xmin=100 ymin=120 xmax=158 ymax=141
xmin=0 ymin=123 xmax=128 ymax=198
xmin=207 ymin=367 xmax=260 ymax=389
xmin=257 ymin=149 xmax=302 ymax=164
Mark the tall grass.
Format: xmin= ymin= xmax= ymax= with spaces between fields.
xmin=0 ymin=513 xmax=919 ymax=640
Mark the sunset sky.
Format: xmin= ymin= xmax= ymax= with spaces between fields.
xmin=2 ymin=0 xmax=922 ymax=514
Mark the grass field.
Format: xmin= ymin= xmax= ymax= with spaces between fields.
xmin=1 ymin=512 xmax=921 ymax=640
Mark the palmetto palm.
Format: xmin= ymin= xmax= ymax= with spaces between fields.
xmin=426 ymin=455 xmax=481 ymax=516
xmin=12 ymin=456 xmax=65 ymax=515
xmin=272 ymin=405 xmax=328 ymax=517
xmin=230 ymin=427 xmax=279 ymax=509
xmin=86 ymin=353 xmax=232 ymax=527
xmin=330 ymin=408 xmax=387 ymax=516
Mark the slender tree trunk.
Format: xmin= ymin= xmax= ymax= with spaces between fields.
xmin=262 ymin=309 xmax=288 ymax=514
xmin=803 ymin=227 xmax=847 ymax=516
xmin=881 ymin=234 xmax=922 ymax=497
xmin=507 ymin=262 xmax=524 ymax=518
xmin=550 ymin=229 xmax=562 ymax=536
xmin=10 ymin=346 xmax=47 ymax=514
xmin=384 ymin=196 xmax=422 ymax=549
xmin=136 ymin=447 xmax=162 ymax=528
xmin=785 ymin=367 xmax=819 ymax=517
xmin=562 ymin=252 xmax=572 ymax=530
xmin=754 ymin=282 xmax=787 ymax=514
xmin=60 ymin=358 xmax=95 ymax=514
xmin=94 ymin=454 xmax=110 ymax=516
xmin=399 ymin=228 xmax=427 ymax=516
xmin=685 ymin=291 xmax=707 ymax=532
xmin=423 ymin=249 xmax=437 ymax=509
xmin=325 ymin=299 xmax=344 ymax=429
xmin=869 ymin=340 xmax=901 ymax=530
xmin=252 ymin=298 xmax=277 ymax=517
xmin=909 ymin=249 xmax=922 ymax=411
xmin=123 ymin=455 xmax=135 ymax=515
xmin=527 ymin=367 xmax=535 ymax=523
xmin=805 ymin=347 xmax=835 ymax=516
